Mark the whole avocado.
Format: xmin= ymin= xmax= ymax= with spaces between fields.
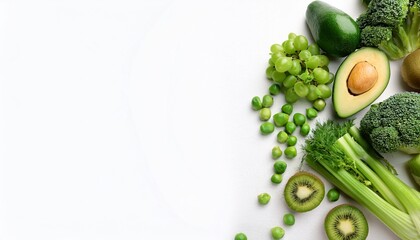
xmin=306 ymin=1 xmax=361 ymax=57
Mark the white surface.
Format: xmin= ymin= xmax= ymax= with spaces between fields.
xmin=0 ymin=0 xmax=414 ymax=239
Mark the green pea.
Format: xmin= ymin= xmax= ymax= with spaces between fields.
xmin=272 ymin=146 xmax=283 ymax=159
xmin=269 ymin=83 xmax=282 ymax=95
xmin=259 ymin=108 xmax=271 ymax=121
xmin=274 ymin=160 xmax=287 ymax=174
xmin=273 ymin=113 xmax=289 ymax=127
xmin=257 ymin=193 xmax=271 ymax=205
xmin=276 ymin=131 xmax=289 ymax=143
xmin=251 ymin=96 xmax=262 ymax=111
xmin=306 ymin=107 xmax=318 ymax=120
xmin=285 ymin=122 xmax=296 ymax=134
xmin=313 ymin=98 xmax=326 ymax=111
xmin=271 ymin=173 xmax=283 ymax=184
xmin=281 ymin=103 xmax=293 ymax=115
xmin=262 ymin=95 xmax=274 ymax=108
xmin=234 ymin=233 xmax=247 ymax=240
xmin=286 ymin=135 xmax=297 ymax=146
xmin=283 ymin=213 xmax=295 ymax=226
xmin=293 ymin=113 xmax=306 ymax=126
xmin=260 ymin=122 xmax=275 ymax=135
xmin=300 ymin=123 xmax=310 ymax=136
xmin=271 ymin=226 xmax=285 ymax=240
xmin=284 ymin=146 xmax=297 ymax=159
xmin=327 ymin=188 xmax=340 ymax=202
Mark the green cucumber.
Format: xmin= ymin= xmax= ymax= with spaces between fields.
xmin=306 ymin=1 xmax=360 ymax=57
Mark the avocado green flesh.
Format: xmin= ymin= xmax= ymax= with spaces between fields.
xmin=333 ymin=47 xmax=390 ymax=118
xmin=306 ymin=1 xmax=360 ymax=57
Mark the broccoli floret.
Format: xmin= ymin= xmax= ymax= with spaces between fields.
xmin=357 ymin=0 xmax=420 ymax=59
xmin=360 ymin=92 xmax=420 ymax=154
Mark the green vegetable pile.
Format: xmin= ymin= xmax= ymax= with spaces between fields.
xmin=357 ymin=0 xmax=420 ymax=60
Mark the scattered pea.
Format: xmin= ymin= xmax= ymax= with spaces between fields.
xmin=273 ymin=113 xmax=289 ymax=127
xmin=283 ymin=213 xmax=295 ymax=226
xmin=284 ymin=146 xmax=297 ymax=159
xmin=271 ymin=173 xmax=283 ymax=184
xmin=286 ymin=135 xmax=298 ymax=146
xmin=234 ymin=233 xmax=247 ymax=240
xmin=293 ymin=113 xmax=306 ymax=126
xmin=281 ymin=103 xmax=293 ymax=115
xmin=300 ymin=123 xmax=311 ymax=136
xmin=277 ymin=131 xmax=289 ymax=143
xmin=306 ymin=107 xmax=318 ymax=120
xmin=258 ymin=193 xmax=271 ymax=205
xmin=274 ymin=160 xmax=287 ymax=174
xmin=269 ymin=83 xmax=282 ymax=95
xmin=271 ymin=226 xmax=285 ymax=240
xmin=251 ymin=96 xmax=262 ymax=111
xmin=262 ymin=95 xmax=274 ymax=108
xmin=285 ymin=122 xmax=296 ymax=134
xmin=327 ymin=188 xmax=340 ymax=202
xmin=272 ymin=146 xmax=283 ymax=159
xmin=260 ymin=122 xmax=275 ymax=135
xmin=313 ymin=98 xmax=326 ymax=111
xmin=259 ymin=108 xmax=271 ymax=121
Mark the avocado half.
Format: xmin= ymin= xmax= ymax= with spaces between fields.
xmin=333 ymin=47 xmax=390 ymax=118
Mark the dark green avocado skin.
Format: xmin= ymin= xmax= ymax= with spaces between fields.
xmin=306 ymin=1 xmax=360 ymax=57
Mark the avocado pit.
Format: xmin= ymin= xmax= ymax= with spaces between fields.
xmin=347 ymin=61 xmax=378 ymax=95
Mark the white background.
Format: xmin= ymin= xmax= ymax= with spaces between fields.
xmin=0 ymin=0 xmax=415 ymax=239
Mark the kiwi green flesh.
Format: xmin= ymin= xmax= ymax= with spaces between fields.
xmin=325 ymin=204 xmax=369 ymax=240
xmin=284 ymin=171 xmax=325 ymax=212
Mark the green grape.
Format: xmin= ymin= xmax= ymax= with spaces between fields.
xmin=313 ymin=98 xmax=326 ymax=111
xmin=306 ymin=85 xmax=320 ymax=101
xmin=270 ymin=44 xmax=284 ymax=53
xmin=288 ymin=32 xmax=297 ymax=40
xmin=318 ymin=55 xmax=329 ymax=67
xmin=272 ymin=71 xmax=286 ymax=84
xmin=298 ymin=49 xmax=311 ymax=61
xmin=288 ymin=59 xmax=302 ymax=76
xmin=266 ymin=66 xmax=275 ymax=79
xmin=275 ymin=57 xmax=292 ymax=73
xmin=293 ymin=35 xmax=309 ymax=51
xmin=285 ymin=88 xmax=299 ymax=103
xmin=269 ymin=83 xmax=282 ymax=95
xmin=326 ymin=72 xmax=335 ymax=84
xmin=308 ymin=43 xmax=320 ymax=55
xmin=282 ymin=40 xmax=296 ymax=55
xmin=313 ymin=67 xmax=330 ymax=84
xmin=317 ymin=84 xmax=332 ymax=99
xmin=283 ymin=75 xmax=297 ymax=89
xmin=271 ymin=52 xmax=286 ymax=63
xmin=268 ymin=58 xmax=275 ymax=66
xmin=294 ymin=81 xmax=309 ymax=97
xmin=306 ymin=55 xmax=320 ymax=69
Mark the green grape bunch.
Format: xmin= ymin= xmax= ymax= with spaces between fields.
xmin=265 ymin=33 xmax=334 ymax=104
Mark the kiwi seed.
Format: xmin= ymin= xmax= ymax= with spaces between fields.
xmin=284 ymin=171 xmax=325 ymax=212
xmin=324 ymin=204 xmax=369 ymax=240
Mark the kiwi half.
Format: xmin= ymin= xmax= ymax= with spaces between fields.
xmin=325 ymin=204 xmax=369 ymax=240
xmin=284 ymin=171 xmax=325 ymax=212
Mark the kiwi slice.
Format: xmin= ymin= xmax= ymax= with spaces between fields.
xmin=325 ymin=204 xmax=369 ymax=240
xmin=284 ymin=171 xmax=325 ymax=212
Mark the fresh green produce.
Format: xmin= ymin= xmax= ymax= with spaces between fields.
xmin=258 ymin=193 xmax=271 ymax=205
xmin=269 ymin=83 xmax=282 ymax=95
xmin=359 ymin=92 xmax=420 ymax=154
xmin=283 ymin=213 xmax=295 ymax=226
xmin=293 ymin=113 xmax=306 ymax=126
xmin=272 ymin=146 xmax=283 ymax=159
xmin=285 ymin=122 xmax=296 ymax=134
xmin=357 ymin=0 xmax=420 ymax=60
xmin=333 ymin=47 xmax=390 ymax=118
xmin=281 ymin=103 xmax=293 ymax=115
xmin=259 ymin=108 xmax=271 ymax=121
xmin=300 ymin=123 xmax=311 ymax=136
xmin=273 ymin=113 xmax=289 ymax=127
xmin=251 ymin=96 xmax=262 ymax=110
xmin=271 ymin=226 xmax=285 ymax=239
xmin=262 ymin=94 xmax=274 ymax=108
xmin=260 ymin=122 xmax=275 ymax=135
xmin=303 ymin=120 xmax=420 ymax=239
xmin=234 ymin=233 xmax=247 ymax=240
xmin=277 ymin=131 xmax=289 ymax=143
xmin=284 ymin=171 xmax=325 ymax=212
xmin=324 ymin=204 xmax=369 ymax=240
xmin=306 ymin=107 xmax=318 ymax=120
xmin=286 ymin=135 xmax=298 ymax=146
xmin=271 ymin=173 xmax=283 ymax=184
xmin=407 ymin=155 xmax=420 ymax=185
xmin=274 ymin=160 xmax=287 ymax=174
xmin=313 ymin=98 xmax=326 ymax=111
xmin=306 ymin=1 xmax=360 ymax=57
xmin=327 ymin=188 xmax=340 ymax=202
xmin=266 ymin=33 xmax=335 ymax=105
xmin=401 ymin=49 xmax=420 ymax=89
xmin=284 ymin=146 xmax=297 ymax=159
